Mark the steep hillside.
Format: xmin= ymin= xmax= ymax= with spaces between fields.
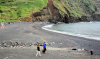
xmin=48 ymin=0 xmax=100 ymax=23
xmin=0 ymin=0 xmax=48 ymax=22
xmin=0 ymin=0 xmax=100 ymax=22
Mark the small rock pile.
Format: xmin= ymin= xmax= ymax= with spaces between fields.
xmin=0 ymin=41 xmax=44 ymax=48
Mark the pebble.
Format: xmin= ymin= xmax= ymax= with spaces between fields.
xmin=52 ymin=42 xmax=55 ymax=44
xmin=60 ymin=43 xmax=62 ymax=44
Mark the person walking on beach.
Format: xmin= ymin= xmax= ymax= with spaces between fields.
xmin=36 ymin=44 xmax=41 ymax=57
xmin=43 ymin=42 xmax=46 ymax=53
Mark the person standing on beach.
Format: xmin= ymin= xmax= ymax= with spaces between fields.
xmin=36 ymin=44 xmax=41 ymax=57
xmin=90 ymin=49 xmax=93 ymax=55
xmin=43 ymin=42 xmax=46 ymax=53
xmin=1 ymin=21 xmax=4 ymax=29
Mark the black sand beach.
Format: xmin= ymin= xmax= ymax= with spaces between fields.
xmin=0 ymin=22 xmax=100 ymax=59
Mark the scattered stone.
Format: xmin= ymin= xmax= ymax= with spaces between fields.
xmin=34 ymin=43 xmax=37 ymax=45
xmin=0 ymin=43 xmax=1 ymax=47
xmin=2 ymin=42 xmax=7 ymax=47
xmin=49 ymin=43 xmax=51 ymax=45
xmin=26 ymin=43 xmax=33 ymax=47
xmin=34 ymin=42 xmax=43 ymax=46
xmin=78 ymin=49 xmax=81 ymax=51
xmin=60 ymin=43 xmax=62 ymax=44
xmin=11 ymin=42 xmax=15 ymax=47
xmin=8 ymin=22 xmax=10 ymax=24
xmin=40 ymin=43 xmax=43 ymax=46
xmin=50 ymin=42 xmax=55 ymax=45
xmin=14 ymin=42 xmax=19 ymax=47
xmin=34 ymin=42 xmax=39 ymax=46
xmin=52 ymin=42 xmax=55 ymax=44
xmin=72 ymin=48 xmax=77 ymax=50
xmin=8 ymin=22 xmax=14 ymax=24
xmin=20 ymin=46 xmax=23 ymax=48
xmin=84 ymin=49 xmax=88 ymax=51
xmin=10 ymin=46 xmax=13 ymax=48
xmin=82 ymin=48 xmax=84 ymax=50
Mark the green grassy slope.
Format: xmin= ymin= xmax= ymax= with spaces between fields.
xmin=0 ymin=0 xmax=48 ymax=22
xmin=53 ymin=0 xmax=95 ymax=18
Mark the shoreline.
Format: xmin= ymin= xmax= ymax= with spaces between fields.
xmin=42 ymin=23 xmax=100 ymax=41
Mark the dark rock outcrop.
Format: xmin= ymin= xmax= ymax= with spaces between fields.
xmin=92 ymin=14 xmax=100 ymax=21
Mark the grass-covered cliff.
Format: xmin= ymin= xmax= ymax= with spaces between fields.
xmin=0 ymin=0 xmax=100 ymax=22
xmin=0 ymin=0 xmax=48 ymax=22
xmin=53 ymin=0 xmax=95 ymax=17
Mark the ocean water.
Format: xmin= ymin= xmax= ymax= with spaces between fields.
xmin=42 ymin=22 xmax=100 ymax=40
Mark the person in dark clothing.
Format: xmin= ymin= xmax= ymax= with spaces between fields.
xmin=43 ymin=42 xmax=46 ymax=53
xmin=90 ymin=49 xmax=93 ymax=55
xmin=36 ymin=44 xmax=41 ymax=57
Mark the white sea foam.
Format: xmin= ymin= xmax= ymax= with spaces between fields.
xmin=42 ymin=24 xmax=100 ymax=40
xmin=43 ymin=24 xmax=54 ymax=28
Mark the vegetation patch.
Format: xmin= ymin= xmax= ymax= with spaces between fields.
xmin=0 ymin=0 xmax=48 ymax=22
xmin=53 ymin=0 xmax=95 ymax=18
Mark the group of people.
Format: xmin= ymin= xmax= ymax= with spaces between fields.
xmin=36 ymin=42 xmax=46 ymax=57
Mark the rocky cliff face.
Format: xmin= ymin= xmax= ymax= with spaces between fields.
xmin=91 ymin=0 xmax=100 ymax=21
xmin=22 ymin=0 xmax=100 ymax=23
xmin=22 ymin=0 xmax=61 ymax=23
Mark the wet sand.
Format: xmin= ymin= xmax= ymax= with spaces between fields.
xmin=0 ymin=22 xmax=100 ymax=59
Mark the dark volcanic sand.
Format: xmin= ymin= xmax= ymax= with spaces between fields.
xmin=0 ymin=22 xmax=100 ymax=59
